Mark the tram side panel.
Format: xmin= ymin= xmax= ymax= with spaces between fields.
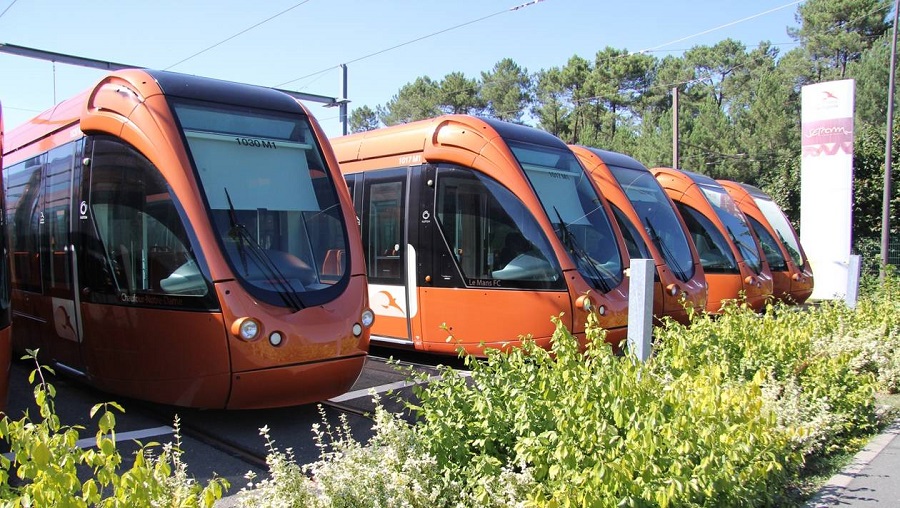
xmin=347 ymin=165 xmax=571 ymax=355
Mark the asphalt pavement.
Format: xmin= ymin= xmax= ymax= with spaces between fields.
xmin=807 ymin=418 xmax=900 ymax=507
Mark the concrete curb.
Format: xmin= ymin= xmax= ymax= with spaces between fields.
xmin=805 ymin=418 xmax=900 ymax=507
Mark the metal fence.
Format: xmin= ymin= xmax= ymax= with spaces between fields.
xmin=889 ymin=238 xmax=900 ymax=267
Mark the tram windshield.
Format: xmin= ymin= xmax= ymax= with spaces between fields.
xmin=173 ymin=100 xmax=347 ymax=308
xmin=512 ymin=141 xmax=623 ymax=292
xmin=697 ymin=182 xmax=763 ymax=274
xmin=676 ymin=203 xmax=739 ymax=274
xmin=611 ymin=205 xmax=652 ymax=260
xmin=753 ymin=197 xmax=804 ymax=268
xmin=609 ymin=165 xmax=696 ymax=282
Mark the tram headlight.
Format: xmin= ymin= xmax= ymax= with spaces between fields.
xmin=361 ymin=309 xmax=375 ymax=328
xmin=231 ymin=317 xmax=261 ymax=341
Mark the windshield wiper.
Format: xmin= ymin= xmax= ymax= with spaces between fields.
xmin=645 ymin=217 xmax=687 ymax=282
xmin=726 ymin=225 xmax=760 ymax=270
xmin=554 ymin=207 xmax=611 ymax=292
xmin=224 ymin=188 xmax=304 ymax=311
xmin=225 ymin=188 xmax=250 ymax=277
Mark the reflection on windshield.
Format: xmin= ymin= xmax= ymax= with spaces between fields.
xmin=677 ymin=204 xmax=739 ymax=274
xmin=748 ymin=217 xmax=787 ymax=271
xmin=754 ymin=197 xmax=804 ymax=268
xmin=511 ymin=141 xmax=623 ymax=292
xmin=609 ymin=165 xmax=695 ymax=282
xmin=698 ymin=184 xmax=762 ymax=274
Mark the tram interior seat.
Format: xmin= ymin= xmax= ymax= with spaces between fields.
xmin=496 ymin=232 xmax=528 ymax=269
xmin=693 ymin=234 xmax=726 ymax=268
xmin=321 ymin=248 xmax=344 ymax=282
xmin=149 ymin=246 xmax=190 ymax=291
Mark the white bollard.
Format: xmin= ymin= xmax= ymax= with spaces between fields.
xmin=845 ymin=254 xmax=862 ymax=309
xmin=627 ymin=258 xmax=654 ymax=362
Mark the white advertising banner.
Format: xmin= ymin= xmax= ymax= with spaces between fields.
xmin=800 ymin=79 xmax=855 ymax=300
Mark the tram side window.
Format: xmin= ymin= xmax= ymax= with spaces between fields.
xmin=85 ymin=138 xmax=209 ymax=299
xmin=435 ymin=167 xmax=561 ymax=288
xmin=0 ymin=188 xmax=9 ymax=328
xmin=45 ymin=143 xmax=76 ymax=292
xmin=4 ymin=156 xmax=44 ymax=293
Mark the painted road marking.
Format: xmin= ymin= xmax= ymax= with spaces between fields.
xmin=329 ymin=371 xmax=471 ymax=403
xmin=3 ymin=425 xmax=175 ymax=461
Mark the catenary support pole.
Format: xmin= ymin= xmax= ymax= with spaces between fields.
xmin=672 ymin=87 xmax=679 ymax=169
xmin=882 ymin=0 xmax=899 ymax=279
xmin=340 ymin=63 xmax=349 ymax=136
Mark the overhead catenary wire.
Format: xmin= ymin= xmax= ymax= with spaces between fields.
xmin=356 ymin=0 xmax=819 ymax=114
xmin=275 ymin=0 xmax=548 ymax=89
xmin=0 ymin=0 xmax=18 ymax=21
xmin=164 ymin=0 xmax=313 ymax=71
xmin=634 ymin=0 xmax=805 ymax=55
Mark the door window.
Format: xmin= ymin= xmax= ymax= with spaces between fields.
xmin=364 ymin=179 xmax=405 ymax=284
xmin=44 ymin=143 xmax=76 ymax=292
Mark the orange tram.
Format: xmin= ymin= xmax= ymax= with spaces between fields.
xmin=332 ymin=115 xmax=630 ymax=355
xmin=0 ymin=101 xmax=11 ymax=412
xmin=718 ymin=180 xmax=814 ymax=304
xmin=653 ymin=167 xmax=773 ymax=313
xmin=571 ymin=146 xmax=707 ymax=324
xmin=1 ymin=69 xmax=373 ymax=409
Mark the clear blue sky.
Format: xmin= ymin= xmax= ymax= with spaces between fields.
xmin=0 ymin=0 xmax=803 ymax=139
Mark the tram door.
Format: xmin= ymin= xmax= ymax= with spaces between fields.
xmin=349 ymin=170 xmax=418 ymax=346
xmin=43 ymin=141 xmax=85 ymax=371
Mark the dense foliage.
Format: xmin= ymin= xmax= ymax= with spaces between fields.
xmin=0 ymin=352 xmax=228 ymax=507
xmin=237 ymin=272 xmax=899 ymax=507
xmin=1 ymin=280 xmax=897 ymax=507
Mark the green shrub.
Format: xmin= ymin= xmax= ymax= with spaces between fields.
xmin=653 ymin=299 xmax=879 ymax=456
xmin=844 ymin=270 xmax=900 ymax=393
xmin=0 ymin=351 xmax=228 ymax=507
xmin=409 ymin=313 xmax=800 ymax=507
xmin=238 ymin=274 xmax=899 ymax=507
